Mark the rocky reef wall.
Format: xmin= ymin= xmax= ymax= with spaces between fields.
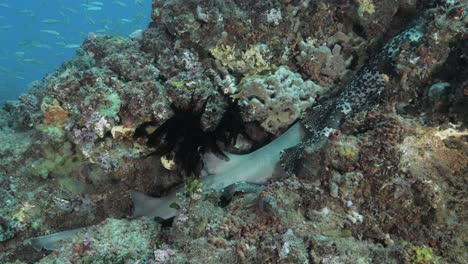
xmin=0 ymin=0 xmax=466 ymax=263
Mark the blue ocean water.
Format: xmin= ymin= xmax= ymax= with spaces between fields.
xmin=0 ymin=0 xmax=150 ymax=103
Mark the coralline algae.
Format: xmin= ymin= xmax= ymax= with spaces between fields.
xmin=0 ymin=0 xmax=467 ymax=263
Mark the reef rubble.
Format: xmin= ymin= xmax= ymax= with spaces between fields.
xmin=0 ymin=0 xmax=467 ymax=263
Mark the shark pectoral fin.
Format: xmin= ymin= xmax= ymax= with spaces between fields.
xmin=202 ymin=151 xmax=234 ymax=175
xmin=130 ymin=190 xmax=162 ymax=218
xmin=29 ymin=228 xmax=83 ymax=251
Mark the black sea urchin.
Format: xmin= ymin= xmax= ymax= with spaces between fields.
xmin=145 ymin=94 xmax=244 ymax=177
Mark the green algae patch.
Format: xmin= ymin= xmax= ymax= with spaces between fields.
xmin=58 ymin=176 xmax=85 ymax=194
xmin=410 ymin=246 xmax=440 ymax=264
xmin=36 ymin=124 xmax=66 ymax=143
xmin=98 ymin=92 xmax=121 ymax=118
xmin=326 ymin=136 xmax=360 ymax=171
xmin=339 ymin=145 xmax=358 ymax=160
xmin=37 ymin=218 xmax=160 ymax=264
xmin=30 ymin=142 xmax=84 ymax=181
xmin=12 ymin=201 xmax=45 ymax=231
xmin=31 ymin=153 xmax=65 ymax=179
xmin=357 ymin=0 xmax=375 ymax=17
xmin=167 ymin=79 xmax=186 ymax=89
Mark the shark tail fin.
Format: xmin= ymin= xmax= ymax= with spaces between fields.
xmin=130 ymin=190 xmax=164 ymax=218
xmin=29 ymin=228 xmax=82 ymax=251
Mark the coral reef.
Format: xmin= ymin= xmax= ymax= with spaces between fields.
xmin=0 ymin=0 xmax=466 ymax=263
xmin=296 ymin=38 xmax=356 ymax=86
xmin=37 ymin=218 xmax=159 ymax=263
xmin=235 ymin=67 xmax=325 ymax=134
xmin=280 ymin=1 xmax=467 ymax=175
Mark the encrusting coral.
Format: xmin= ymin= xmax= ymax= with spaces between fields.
xmin=235 ymin=67 xmax=325 ymax=134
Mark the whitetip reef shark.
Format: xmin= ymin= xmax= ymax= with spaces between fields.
xmin=29 ymin=3 xmax=466 ymax=250
xmin=132 ymin=120 xmax=305 ymax=220
xmin=29 ymin=121 xmax=306 ymax=251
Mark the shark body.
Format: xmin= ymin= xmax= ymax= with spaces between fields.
xmin=132 ymin=121 xmax=305 ymax=220
xmin=30 ymin=121 xmax=305 ymax=251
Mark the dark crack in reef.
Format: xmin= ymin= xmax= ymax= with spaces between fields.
xmin=0 ymin=0 xmax=467 ymax=263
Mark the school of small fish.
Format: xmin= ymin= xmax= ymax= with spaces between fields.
xmin=0 ymin=0 xmax=149 ymax=101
